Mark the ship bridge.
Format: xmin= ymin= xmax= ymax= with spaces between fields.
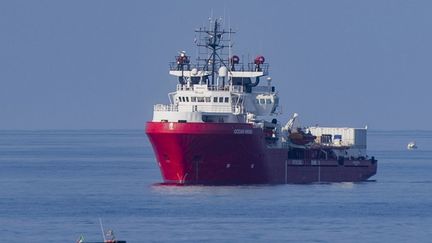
xmin=152 ymin=18 xmax=279 ymax=123
xmin=152 ymin=80 xmax=279 ymax=124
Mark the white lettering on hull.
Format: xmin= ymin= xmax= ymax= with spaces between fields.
xmin=233 ymin=129 xmax=253 ymax=135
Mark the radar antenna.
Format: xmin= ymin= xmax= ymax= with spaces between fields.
xmin=195 ymin=18 xmax=235 ymax=86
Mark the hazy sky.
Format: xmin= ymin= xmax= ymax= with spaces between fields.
xmin=1 ymin=0 xmax=431 ymax=130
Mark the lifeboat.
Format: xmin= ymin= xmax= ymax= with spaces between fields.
xmin=289 ymin=129 xmax=316 ymax=145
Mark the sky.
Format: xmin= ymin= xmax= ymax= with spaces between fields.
xmin=1 ymin=0 xmax=431 ymax=130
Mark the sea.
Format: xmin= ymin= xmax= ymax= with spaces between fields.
xmin=0 ymin=130 xmax=431 ymax=243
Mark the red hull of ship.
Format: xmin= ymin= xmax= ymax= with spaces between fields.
xmin=146 ymin=122 xmax=377 ymax=185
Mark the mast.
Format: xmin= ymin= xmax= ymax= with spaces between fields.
xmin=195 ymin=18 xmax=234 ymax=87
xmin=210 ymin=20 xmax=218 ymax=85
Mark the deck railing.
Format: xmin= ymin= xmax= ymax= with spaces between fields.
xmin=154 ymin=104 xmax=244 ymax=114
xmin=154 ymin=104 xmax=178 ymax=112
xmin=169 ymin=62 xmax=269 ymax=73
xmin=176 ymin=84 xmax=244 ymax=92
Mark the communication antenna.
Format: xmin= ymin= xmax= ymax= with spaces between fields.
xmin=195 ymin=18 xmax=235 ymax=86
xmin=228 ymin=17 xmax=232 ymax=67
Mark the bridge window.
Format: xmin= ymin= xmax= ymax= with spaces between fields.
xmin=224 ymin=97 xmax=229 ymax=103
xmin=205 ymin=97 xmax=211 ymax=102
xmin=213 ymin=97 xmax=218 ymax=102
xmin=260 ymin=99 xmax=265 ymax=104
xmin=219 ymin=97 xmax=224 ymax=102
xmin=191 ymin=97 xmax=197 ymax=102
xmin=266 ymin=99 xmax=272 ymax=104
xmin=197 ymin=97 xmax=204 ymax=102
xmin=186 ymin=97 xmax=189 ymax=102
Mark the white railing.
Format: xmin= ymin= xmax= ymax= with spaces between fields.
xmin=176 ymin=84 xmax=193 ymax=91
xmin=195 ymin=105 xmax=236 ymax=113
xmin=154 ymin=104 xmax=178 ymax=112
xmin=175 ymin=84 xmax=244 ymax=93
xmin=199 ymin=105 xmax=229 ymax=112
xmin=193 ymin=104 xmax=244 ymax=114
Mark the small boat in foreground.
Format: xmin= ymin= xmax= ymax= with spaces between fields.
xmin=407 ymin=141 xmax=418 ymax=150
xmin=76 ymin=219 xmax=126 ymax=243
xmin=76 ymin=229 xmax=126 ymax=243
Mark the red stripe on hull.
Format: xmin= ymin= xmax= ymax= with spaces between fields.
xmin=146 ymin=122 xmax=377 ymax=185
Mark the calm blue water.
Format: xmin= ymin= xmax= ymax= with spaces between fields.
xmin=0 ymin=130 xmax=431 ymax=242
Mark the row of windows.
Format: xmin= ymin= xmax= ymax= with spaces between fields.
xmin=178 ymin=96 xmax=230 ymax=103
xmin=256 ymin=98 xmax=273 ymax=104
xmin=177 ymin=96 xmax=271 ymax=104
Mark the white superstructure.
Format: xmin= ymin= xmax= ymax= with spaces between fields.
xmin=307 ymin=126 xmax=368 ymax=158
xmin=152 ymin=19 xmax=279 ymax=124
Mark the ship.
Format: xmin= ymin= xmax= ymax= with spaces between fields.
xmin=76 ymin=229 xmax=126 ymax=243
xmin=407 ymin=141 xmax=417 ymax=150
xmin=145 ymin=18 xmax=377 ymax=185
